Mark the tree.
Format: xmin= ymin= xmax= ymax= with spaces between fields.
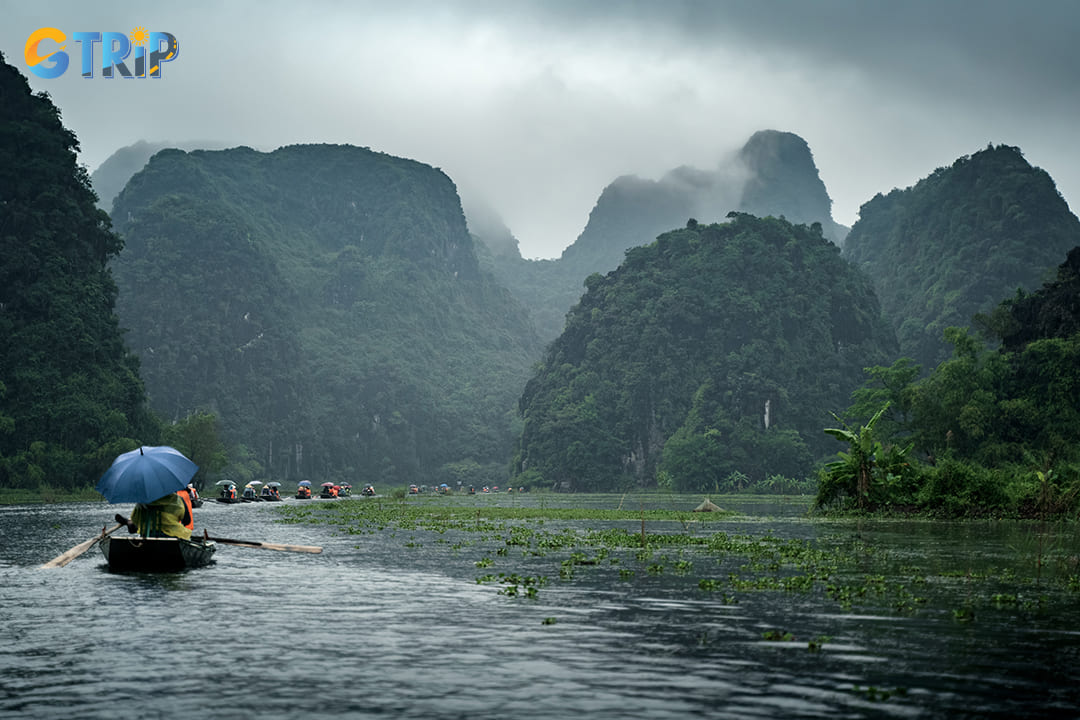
xmin=162 ymin=412 xmax=228 ymax=490
xmin=0 ymin=52 xmax=150 ymax=489
xmin=818 ymin=403 xmax=891 ymax=509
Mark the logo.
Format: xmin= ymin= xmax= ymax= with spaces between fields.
xmin=25 ymin=27 xmax=179 ymax=79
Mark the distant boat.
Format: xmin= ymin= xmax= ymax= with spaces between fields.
xmin=100 ymin=535 xmax=216 ymax=572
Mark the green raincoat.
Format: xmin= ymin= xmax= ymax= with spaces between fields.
xmin=131 ymin=493 xmax=192 ymax=540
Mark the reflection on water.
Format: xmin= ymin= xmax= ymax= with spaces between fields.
xmin=1 ymin=495 xmax=1079 ymax=719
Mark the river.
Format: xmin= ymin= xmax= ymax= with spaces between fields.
xmin=2 ymin=494 xmax=1078 ymax=719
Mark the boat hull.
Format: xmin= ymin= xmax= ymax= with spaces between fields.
xmin=100 ymin=535 xmax=216 ymax=572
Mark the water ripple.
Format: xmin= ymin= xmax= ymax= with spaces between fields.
xmin=2 ymin=501 xmax=1080 ymax=718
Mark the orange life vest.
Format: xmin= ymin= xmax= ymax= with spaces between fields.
xmin=177 ymin=489 xmax=195 ymax=531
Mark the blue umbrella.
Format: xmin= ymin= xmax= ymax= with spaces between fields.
xmin=95 ymin=446 xmax=199 ymax=504
xmin=298 ymin=480 xmax=312 ymax=487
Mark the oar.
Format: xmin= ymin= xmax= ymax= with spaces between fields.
xmin=202 ymin=534 xmax=322 ymax=554
xmin=40 ymin=523 xmax=123 ymax=569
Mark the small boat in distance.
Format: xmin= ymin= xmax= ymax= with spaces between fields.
xmin=100 ymin=535 xmax=216 ymax=572
xmin=216 ymin=481 xmax=241 ymax=503
xmin=260 ymin=482 xmax=283 ymax=501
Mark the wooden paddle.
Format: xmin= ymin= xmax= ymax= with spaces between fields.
xmin=41 ymin=523 xmax=123 ymax=569
xmin=202 ymin=534 xmax=322 ymax=554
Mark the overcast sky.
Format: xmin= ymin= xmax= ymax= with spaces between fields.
xmin=4 ymin=0 xmax=1079 ymax=258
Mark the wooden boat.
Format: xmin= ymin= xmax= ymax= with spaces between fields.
xmin=216 ymin=496 xmax=243 ymax=504
xmin=100 ymin=535 xmax=216 ymax=572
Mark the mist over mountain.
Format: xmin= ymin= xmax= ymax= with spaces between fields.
xmin=89 ymin=139 xmax=232 ymax=212
xmin=560 ymin=130 xmax=846 ymax=273
xmin=842 ymin=144 xmax=1080 ymax=370
xmin=481 ymin=129 xmax=848 ymax=343
xmin=737 ymin=130 xmax=849 ymax=244
xmin=463 ymin=197 xmax=522 ymax=260
xmin=110 ymin=144 xmax=539 ymax=486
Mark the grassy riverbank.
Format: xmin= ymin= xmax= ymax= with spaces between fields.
xmin=0 ymin=486 xmax=105 ymax=505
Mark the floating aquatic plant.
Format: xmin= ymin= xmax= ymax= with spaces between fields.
xmin=761 ymin=630 xmax=795 ymax=641
xmin=952 ymin=606 xmax=975 ymax=622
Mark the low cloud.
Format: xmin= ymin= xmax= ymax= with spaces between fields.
xmin=3 ymin=0 xmax=1077 ymax=258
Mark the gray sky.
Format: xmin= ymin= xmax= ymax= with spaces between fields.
xmin=4 ymin=0 xmax=1078 ymax=258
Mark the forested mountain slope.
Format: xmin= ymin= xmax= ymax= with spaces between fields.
xmin=0 ymin=53 xmax=152 ymax=489
xmin=842 ymin=144 xmax=1080 ymax=370
xmin=513 ymin=215 xmax=898 ymax=492
xmin=90 ymin=139 xmax=230 ymax=212
xmin=111 ymin=144 xmax=540 ymax=486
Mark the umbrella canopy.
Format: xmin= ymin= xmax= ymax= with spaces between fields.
xmin=298 ymin=480 xmax=312 ymax=486
xmin=321 ymin=482 xmax=335 ymax=487
xmin=249 ymin=480 xmax=264 ymax=486
xmin=267 ymin=482 xmax=282 ymax=487
xmin=96 ymin=446 xmax=199 ymax=505
xmin=215 ymin=480 xmax=236 ymax=486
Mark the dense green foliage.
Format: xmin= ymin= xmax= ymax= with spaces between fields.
xmin=89 ymin=139 xmax=228 ymax=212
xmin=481 ymin=130 xmax=849 ymax=344
xmin=110 ymin=144 xmax=540 ymax=487
xmin=513 ymin=215 xmax=898 ymax=492
xmin=818 ymin=247 xmax=1080 ymax=516
xmin=0 ymin=53 xmax=155 ymax=490
xmin=843 ymin=144 xmax=1080 ymax=370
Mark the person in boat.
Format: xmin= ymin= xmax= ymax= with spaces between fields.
xmin=118 ymin=492 xmax=193 ymax=540
xmin=176 ymin=486 xmax=196 ymax=533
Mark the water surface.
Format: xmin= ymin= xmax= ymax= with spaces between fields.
xmin=2 ymin=494 xmax=1078 ymax=718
